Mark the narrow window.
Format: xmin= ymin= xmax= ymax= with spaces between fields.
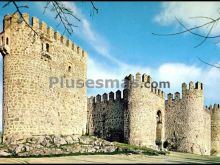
xmin=157 ymin=111 xmax=162 ymax=123
xmin=82 ymin=50 xmax=84 ymax=57
xmin=156 ymin=110 xmax=162 ymax=148
xmin=46 ymin=43 xmax=49 ymax=52
xmin=68 ymin=66 xmax=71 ymax=72
xmin=41 ymin=43 xmax=44 ymax=51
xmin=1 ymin=36 xmax=3 ymax=45
xmin=6 ymin=37 xmax=9 ymax=45
xmin=77 ymin=47 xmax=79 ymax=53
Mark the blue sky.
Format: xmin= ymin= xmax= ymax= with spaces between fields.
xmin=0 ymin=2 xmax=220 ymax=130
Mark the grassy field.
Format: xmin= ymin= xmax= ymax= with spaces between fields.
xmin=114 ymin=142 xmax=166 ymax=155
xmin=0 ymin=152 xmax=220 ymax=164
xmin=0 ymin=140 xmax=219 ymax=163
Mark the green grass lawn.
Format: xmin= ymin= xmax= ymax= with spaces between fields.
xmin=114 ymin=142 xmax=167 ymax=155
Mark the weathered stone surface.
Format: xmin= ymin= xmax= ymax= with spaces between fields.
xmin=211 ymin=104 xmax=220 ymax=156
xmin=165 ymin=82 xmax=210 ymax=155
xmin=0 ymin=135 xmax=120 ymax=157
xmin=87 ymin=78 xmax=220 ymax=156
xmin=87 ymin=75 xmax=165 ymax=150
xmin=1 ymin=13 xmax=88 ymax=144
xmin=40 ymin=138 xmax=52 ymax=147
xmin=0 ymin=150 xmax=12 ymax=157
xmin=53 ymin=136 xmax=67 ymax=147
xmin=79 ymin=136 xmax=94 ymax=145
xmin=15 ymin=144 xmax=25 ymax=154
xmin=71 ymin=135 xmax=80 ymax=144
xmin=64 ymin=136 xmax=74 ymax=144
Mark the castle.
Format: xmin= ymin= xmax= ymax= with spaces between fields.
xmin=0 ymin=13 xmax=219 ymax=156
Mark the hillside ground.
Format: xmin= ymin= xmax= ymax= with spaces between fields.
xmin=0 ymin=152 xmax=220 ymax=164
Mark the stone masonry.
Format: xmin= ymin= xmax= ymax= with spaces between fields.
xmin=88 ymin=73 xmax=166 ymax=150
xmin=0 ymin=13 xmax=87 ymax=143
xmin=210 ymin=104 xmax=220 ymax=156
xmin=88 ymin=77 xmax=220 ymax=156
xmin=0 ymin=13 xmax=220 ymax=156
xmin=165 ymin=82 xmax=211 ymax=155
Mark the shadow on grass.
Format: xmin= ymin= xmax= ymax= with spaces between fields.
xmin=114 ymin=142 xmax=167 ymax=156
xmin=183 ymin=157 xmax=220 ymax=164
xmin=3 ymin=151 xmax=148 ymax=159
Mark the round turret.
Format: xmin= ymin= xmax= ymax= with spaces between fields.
xmin=125 ymin=73 xmax=165 ymax=150
xmin=211 ymin=104 xmax=220 ymax=156
xmin=180 ymin=81 xmax=210 ymax=155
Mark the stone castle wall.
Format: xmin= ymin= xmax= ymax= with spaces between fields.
xmin=125 ymin=73 xmax=165 ymax=149
xmin=210 ymin=104 xmax=220 ymax=156
xmin=0 ymin=13 xmax=220 ymax=156
xmin=165 ymin=82 xmax=211 ymax=155
xmin=0 ymin=13 xmax=87 ymax=143
xmin=87 ymin=90 xmax=126 ymax=142
xmin=87 ymin=73 xmax=166 ymax=150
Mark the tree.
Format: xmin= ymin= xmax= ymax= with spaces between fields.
xmin=152 ymin=17 xmax=220 ymax=68
xmin=1 ymin=1 xmax=98 ymax=36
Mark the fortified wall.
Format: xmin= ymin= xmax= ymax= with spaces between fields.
xmin=1 ymin=13 xmax=220 ymax=157
xmin=165 ymin=82 xmax=211 ymax=155
xmin=210 ymin=104 xmax=220 ymax=156
xmin=87 ymin=73 xmax=165 ymax=150
xmin=0 ymin=13 xmax=87 ymax=143
xmin=125 ymin=73 xmax=165 ymax=149
xmin=87 ymin=90 xmax=126 ymax=142
xmin=88 ymin=77 xmax=220 ymax=156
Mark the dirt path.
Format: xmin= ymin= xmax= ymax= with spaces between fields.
xmin=0 ymin=152 xmax=220 ymax=164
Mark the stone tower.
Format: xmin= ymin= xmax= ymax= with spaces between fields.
xmin=165 ymin=81 xmax=211 ymax=155
xmin=211 ymin=104 xmax=220 ymax=156
xmin=86 ymin=73 xmax=165 ymax=150
xmin=0 ymin=13 xmax=87 ymax=143
xmin=124 ymin=73 xmax=165 ymax=149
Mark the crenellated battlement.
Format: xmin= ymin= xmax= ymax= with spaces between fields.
xmin=124 ymin=73 xmax=164 ymax=98
xmin=88 ymin=90 xmax=127 ymax=104
xmin=151 ymin=87 xmax=164 ymax=98
xmin=2 ymin=13 xmax=87 ymax=58
xmin=124 ymin=73 xmax=152 ymax=84
xmin=210 ymin=103 xmax=220 ymax=156
xmin=167 ymin=92 xmax=181 ymax=102
xmin=182 ymin=81 xmax=203 ymax=92
xmin=166 ymin=81 xmax=203 ymax=104
xmin=0 ymin=31 xmax=10 ymax=55
xmin=208 ymin=104 xmax=220 ymax=113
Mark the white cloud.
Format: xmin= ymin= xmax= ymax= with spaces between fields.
xmin=153 ymin=2 xmax=220 ymax=103
xmin=87 ymin=57 xmax=152 ymax=96
xmin=49 ymin=2 xmax=220 ymax=105
xmin=36 ymin=2 xmax=125 ymax=66
xmin=157 ymin=62 xmax=220 ymax=104
xmin=203 ymin=67 xmax=220 ymax=103
xmin=87 ymin=57 xmax=152 ymax=82
xmin=155 ymin=2 xmax=220 ymax=36
xmin=65 ymin=2 xmax=126 ymax=66
xmin=157 ymin=63 xmax=202 ymax=89
xmin=88 ymin=57 xmax=220 ymax=105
